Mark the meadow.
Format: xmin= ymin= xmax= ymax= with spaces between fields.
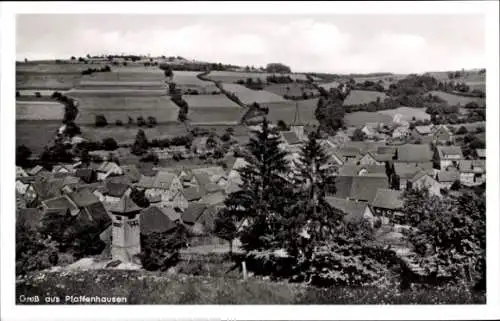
xmin=343 ymin=90 xmax=388 ymax=106
xmin=72 ymin=96 xmax=179 ymax=125
xmin=318 ymin=81 xmax=341 ymax=91
xmin=16 ymin=121 xmax=61 ymax=155
xmin=172 ymin=71 xmax=220 ymax=93
xmin=344 ymin=111 xmax=393 ymax=127
xmin=429 ymin=91 xmax=486 ymax=106
xmin=377 ymin=107 xmax=431 ymax=122
xmin=265 ymin=98 xmax=319 ymax=125
xmin=81 ymin=71 xmax=165 ymax=82
xmin=66 ymin=89 xmax=167 ymax=97
xmin=221 ymin=83 xmax=286 ymax=105
xmin=16 ymin=100 xmax=65 ymax=121
xmin=206 ymin=71 xmax=312 ymax=83
xmin=184 ymin=94 xmax=245 ymax=125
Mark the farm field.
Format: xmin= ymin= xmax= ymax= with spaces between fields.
xmin=222 ymin=83 xmax=286 ymax=105
xmin=265 ymin=98 xmax=319 ymax=125
xmin=16 ymin=121 xmax=61 ymax=155
xmin=377 ymin=107 xmax=431 ymax=122
xmin=263 ymin=83 xmax=319 ymax=99
xmin=66 ymin=89 xmax=166 ymax=97
xmin=72 ymin=96 xmax=179 ymax=125
xmin=16 ymin=100 xmax=65 ymax=120
xmin=318 ymin=81 xmax=342 ymax=91
xmin=80 ymin=123 xmax=189 ymax=144
xmin=206 ymin=71 xmax=311 ymax=83
xmin=16 ymin=63 xmax=105 ymax=74
xmin=80 ymin=71 xmax=165 ymax=82
xmin=344 ymin=111 xmax=393 ymax=127
xmin=16 ymin=73 xmax=82 ymax=90
xmin=429 ymin=91 xmax=486 ymax=106
xmin=184 ymin=94 xmax=244 ymax=125
xmin=17 ymin=89 xmax=64 ymax=97
xmin=76 ymin=80 xmax=165 ymax=90
xmin=343 ymin=90 xmax=388 ymax=106
xmin=172 ymin=71 xmax=220 ymax=94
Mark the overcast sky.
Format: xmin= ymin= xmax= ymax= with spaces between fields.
xmin=16 ymin=14 xmax=485 ymax=74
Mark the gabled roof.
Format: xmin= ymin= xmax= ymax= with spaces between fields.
xmin=97 ymin=161 xmax=121 ymax=173
xmin=371 ymin=188 xmax=404 ymax=210
xmin=69 ymin=189 xmax=100 ymax=207
xmin=121 ymin=165 xmax=141 ymax=183
xmin=394 ymin=162 xmax=433 ymax=179
xmin=136 ymin=175 xmax=156 ymax=189
xmin=183 ymin=187 xmax=203 ymax=201
xmin=182 ymin=203 xmax=207 ymax=224
xmin=325 ymin=197 xmax=370 ymax=224
xmin=200 ymin=191 xmax=226 ymax=206
xmin=281 ymin=131 xmax=302 ymax=146
xmin=338 ymin=164 xmax=386 ymax=177
xmin=225 ymin=176 xmax=243 ymax=194
xmin=108 ymin=196 xmax=142 ymax=214
xmin=436 ymin=146 xmax=464 ymax=160
xmin=458 ymin=160 xmax=485 ymax=173
xmin=476 ymin=149 xmax=486 ymax=158
xmin=414 ymin=125 xmax=433 ymax=135
xmin=43 ymin=195 xmax=79 ymax=213
xmin=193 ymin=171 xmax=212 ymax=189
xmin=435 ymin=169 xmax=460 ymax=182
xmin=82 ymin=202 xmax=111 ymax=231
xmin=205 ymin=182 xmax=224 ymax=193
xmin=28 ymin=165 xmax=44 ymax=176
xmin=75 ymin=168 xmax=95 ymax=184
xmin=105 ymin=182 xmax=131 ymax=198
xmin=17 ymin=176 xmax=36 ymax=184
xmin=153 ymin=171 xmax=177 ymax=189
xmin=334 ymin=175 xmax=389 ymax=202
xmin=397 ymin=144 xmax=433 ymax=162
xmin=140 ymin=206 xmax=178 ymax=235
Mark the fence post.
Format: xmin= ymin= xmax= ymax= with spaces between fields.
xmin=242 ymin=261 xmax=248 ymax=281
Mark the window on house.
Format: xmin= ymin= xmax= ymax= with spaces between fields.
xmin=116 ymin=216 xmax=122 ymax=221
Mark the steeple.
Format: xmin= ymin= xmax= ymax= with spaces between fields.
xmin=290 ymin=101 xmax=305 ymax=141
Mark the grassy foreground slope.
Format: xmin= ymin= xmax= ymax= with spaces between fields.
xmin=16 ymin=270 xmax=485 ymax=304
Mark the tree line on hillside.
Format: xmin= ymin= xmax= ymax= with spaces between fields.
xmin=94 ymin=115 xmax=158 ymax=128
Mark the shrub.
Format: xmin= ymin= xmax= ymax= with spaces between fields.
xmin=35 ymin=92 xmax=41 ymax=98
xmin=95 ymin=114 xmax=108 ymax=127
xmin=115 ymin=120 xmax=123 ymax=126
xmin=137 ymin=116 xmax=146 ymax=127
xmin=456 ymin=126 xmax=468 ymax=135
xmin=101 ymin=138 xmax=118 ymax=151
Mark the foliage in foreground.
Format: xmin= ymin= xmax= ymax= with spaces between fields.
xmin=16 ymin=270 xmax=485 ymax=304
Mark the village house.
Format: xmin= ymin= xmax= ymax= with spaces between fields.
xmin=434 ymin=146 xmax=464 ymax=170
xmin=396 ymin=144 xmax=433 ymax=164
xmin=408 ymin=170 xmax=441 ymax=197
xmin=333 ymin=147 xmax=363 ymax=165
xmin=325 ymin=196 xmax=375 ymax=228
xmin=183 ymin=186 xmax=204 ymax=203
xmin=338 ymin=164 xmax=387 ymax=177
xmin=435 ymin=168 xmax=461 ymax=189
xmin=27 ymin=165 xmax=45 ymax=176
xmin=140 ymin=206 xmax=181 ymax=236
xmin=52 ymin=164 xmax=76 ymax=175
xmin=136 ymin=171 xmax=183 ymax=207
xmin=23 ymin=176 xmax=82 ymax=206
xmin=16 ymin=176 xmax=35 ymax=195
xmin=121 ymin=165 xmax=142 ymax=183
xmin=411 ymin=125 xmax=434 ymax=143
xmin=475 ymin=149 xmax=486 ymax=160
xmin=458 ymin=159 xmax=486 ymax=186
xmin=333 ymin=175 xmax=389 ymax=203
xmin=75 ymin=168 xmax=97 ymax=184
xmin=16 ymin=166 xmax=29 ymax=178
xmin=392 ymin=124 xmax=411 ymax=140
xmin=394 ymin=162 xmax=434 ymax=191
xmin=101 ymin=182 xmax=132 ymax=205
xmin=93 ymin=161 xmax=123 ymax=181
xmin=370 ymin=188 xmax=405 ymax=225
xmin=433 ymin=125 xmax=454 ymax=144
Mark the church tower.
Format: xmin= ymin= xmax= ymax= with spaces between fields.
xmin=109 ymin=196 xmax=142 ymax=263
xmin=290 ymin=101 xmax=305 ymax=140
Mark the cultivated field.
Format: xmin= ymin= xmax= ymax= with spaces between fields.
xmin=184 ymin=94 xmax=244 ymax=125
xmin=72 ymin=96 xmax=179 ymax=125
xmin=263 ymin=83 xmax=319 ymax=99
xmin=377 ymin=107 xmax=431 ymax=122
xmin=16 ymin=63 xmax=105 ymax=74
xmin=429 ymin=91 xmax=486 ymax=106
xmin=265 ymin=98 xmax=319 ymax=125
xmin=16 ymin=100 xmax=65 ymax=121
xmin=172 ymin=71 xmax=220 ymax=93
xmin=81 ymin=71 xmax=165 ymax=82
xmin=16 ymin=121 xmax=61 ymax=155
xmin=77 ymin=80 xmax=165 ymax=90
xmin=344 ymin=111 xmax=393 ymax=127
xmin=16 ymin=89 xmax=63 ymax=97
xmin=81 ymin=123 xmax=189 ymax=144
xmin=222 ymin=83 xmax=286 ymax=105
xmin=343 ymin=90 xmax=388 ymax=106
xmin=206 ymin=71 xmax=311 ymax=83
xmin=16 ymin=73 xmax=82 ymax=90
xmin=66 ymin=89 xmax=167 ymax=97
